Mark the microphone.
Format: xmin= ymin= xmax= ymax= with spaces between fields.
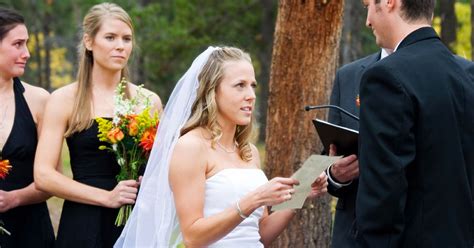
xmin=305 ymin=104 xmax=359 ymax=121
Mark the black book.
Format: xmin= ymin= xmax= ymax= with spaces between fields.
xmin=312 ymin=119 xmax=358 ymax=156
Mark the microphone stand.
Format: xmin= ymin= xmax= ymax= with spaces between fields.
xmin=304 ymin=104 xmax=359 ymax=121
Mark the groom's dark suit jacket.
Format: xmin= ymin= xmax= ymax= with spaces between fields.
xmin=356 ymin=27 xmax=474 ymax=247
xmin=328 ymin=52 xmax=380 ymax=248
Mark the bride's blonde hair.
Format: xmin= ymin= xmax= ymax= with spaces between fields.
xmin=181 ymin=47 xmax=254 ymax=162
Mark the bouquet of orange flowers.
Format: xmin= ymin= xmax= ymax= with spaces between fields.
xmin=96 ymin=78 xmax=159 ymax=226
xmin=0 ymin=156 xmax=12 ymax=235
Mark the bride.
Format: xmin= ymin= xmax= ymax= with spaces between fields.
xmin=115 ymin=46 xmax=327 ymax=247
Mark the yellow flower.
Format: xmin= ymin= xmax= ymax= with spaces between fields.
xmin=96 ymin=118 xmax=113 ymax=142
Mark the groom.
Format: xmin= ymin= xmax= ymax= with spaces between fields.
xmin=356 ymin=0 xmax=474 ymax=247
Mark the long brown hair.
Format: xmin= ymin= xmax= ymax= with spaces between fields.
xmin=181 ymin=47 xmax=254 ymax=162
xmin=65 ymin=2 xmax=133 ymax=137
xmin=0 ymin=7 xmax=25 ymax=42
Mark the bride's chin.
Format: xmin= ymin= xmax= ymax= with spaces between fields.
xmin=236 ymin=119 xmax=251 ymax=126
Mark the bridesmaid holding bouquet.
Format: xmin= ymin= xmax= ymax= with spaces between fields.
xmin=34 ymin=3 xmax=162 ymax=247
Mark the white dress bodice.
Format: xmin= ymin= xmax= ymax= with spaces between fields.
xmin=204 ymin=168 xmax=268 ymax=248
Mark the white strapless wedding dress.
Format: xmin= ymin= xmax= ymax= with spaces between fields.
xmin=204 ymin=168 xmax=268 ymax=248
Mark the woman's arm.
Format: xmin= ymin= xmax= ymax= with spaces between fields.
xmin=170 ymin=138 xmax=297 ymax=247
xmin=34 ymin=87 xmax=138 ymax=208
xmin=258 ymin=208 xmax=295 ymax=246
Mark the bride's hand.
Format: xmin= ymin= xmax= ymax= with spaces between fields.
xmin=308 ymin=172 xmax=328 ymax=199
xmin=253 ymin=177 xmax=299 ymax=206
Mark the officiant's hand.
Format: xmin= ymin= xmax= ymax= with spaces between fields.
xmin=308 ymin=172 xmax=328 ymax=198
xmin=329 ymin=144 xmax=359 ymax=183
xmin=107 ymin=179 xmax=139 ymax=208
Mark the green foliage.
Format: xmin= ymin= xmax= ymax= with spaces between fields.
xmin=7 ymin=0 xmax=470 ymax=99
xmin=2 ymin=0 xmax=272 ymax=100
xmin=453 ymin=2 xmax=471 ymax=59
xmin=433 ymin=2 xmax=472 ymax=60
xmin=360 ymin=28 xmax=379 ymax=56
xmin=127 ymin=0 xmax=266 ymax=101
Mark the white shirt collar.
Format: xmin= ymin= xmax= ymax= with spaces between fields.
xmin=380 ymin=48 xmax=390 ymax=60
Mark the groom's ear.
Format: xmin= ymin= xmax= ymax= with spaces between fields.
xmin=386 ymin=0 xmax=397 ymax=12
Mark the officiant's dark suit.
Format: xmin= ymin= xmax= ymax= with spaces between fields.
xmin=327 ymin=52 xmax=380 ymax=248
xmin=356 ymin=26 xmax=474 ymax=247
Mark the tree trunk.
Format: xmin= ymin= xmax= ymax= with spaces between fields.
xmin=129 ymin=0 xmax=148 ymax=86
xmin=257 ymin=0 xmax=277 ymax=143
xmin=340 ymin=0 xmax=365 ymax=65
xmin=264 ymin=0 xmax=344 ymax=247
xmin=33 ymin=30 xmax=43 ymax=88
xmin=439 ymin=0 xmax=457 ymax=51
xmin=41 ymin=7 xmax=52 ymax=91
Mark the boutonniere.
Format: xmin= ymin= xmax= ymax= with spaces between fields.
xmin=356 ymin=94 xmax=360 ymax=107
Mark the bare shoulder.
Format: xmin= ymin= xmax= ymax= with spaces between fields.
xmin=50 ymin=82 xmax=78 ymax=98
xmin=21 ymin=82 xmax=51 ymax=122
xmin=47 ymin=83 xmax=78 ymax=117
xmin=171 ymin=129 xmax=208 ymax=171
xmin=21 ymin=81 xmax=49 ymax=101
xmin=174 ymin=129 xmax=207 ymax=156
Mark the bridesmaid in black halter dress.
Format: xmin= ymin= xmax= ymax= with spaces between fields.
xmin=0 ymin=8 xmax=54 ymax=248
xmin=33 ymin=3 xmax=162 ymax=247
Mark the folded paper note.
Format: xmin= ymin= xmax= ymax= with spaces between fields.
xmin=272 ymin=155 xmax=341 ymax=211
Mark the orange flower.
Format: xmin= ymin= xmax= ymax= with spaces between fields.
xmin=107 ymin=128 xmax=125 ymax=144
xmin=128 ymin=119 xmax=139 ymax=136
xmin=140 ymin=127 xmax=156 ymax=152
xmin=0 ymin=160 xmax=12 ymax=180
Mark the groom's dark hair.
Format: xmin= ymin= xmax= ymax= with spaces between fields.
xmin=400 ymin=0 xmax=435 ymax=23
xmin=373 ymin=0 xmax=435 ymax=24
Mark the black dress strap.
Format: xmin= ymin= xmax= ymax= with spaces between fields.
xmin=13 ymin=77 xmax=25 ymax=93
xmin=12 ymin=77 xmax=35 ymax=125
